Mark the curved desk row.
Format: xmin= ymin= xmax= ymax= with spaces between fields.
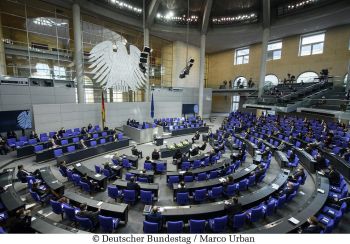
xmin=170 ymin=126 xmax=209 ymax=136
xmin=112 ymin=179 xmax=159 ymax=199
xmin=160 ymin=143 xmax=192 ymax=158
xmin=146 ymin=170 xmax=289 ymax=222
xmin=172 ymin=164 xmax=257 ymax=199
xmin=244 ymin=175 xmax=330 ymax=233
xmin=55 ymin=138 xmax=130 ymax=165
xmin=39 ymin=167 xmax=65 ymax=196
xmin=64 ymin=190 xmax=129 ymax=224
xmin=72 ymin=163 xmax=108 ymax=190
xmin=0 ymin=167 xmax=25 ymax=214
xmin=31 ymin=214 xmax=88 ymax=233
xmin=166 ymin=158 xmax=231 ymax=180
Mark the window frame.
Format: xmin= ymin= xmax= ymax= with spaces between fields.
xmin=299 ymin=31 xmax=325 ymax=56
xmin=234 ymin=47 xmax=250 ymax=65
xmin=267 ymin=41 xmax=282 ymax=61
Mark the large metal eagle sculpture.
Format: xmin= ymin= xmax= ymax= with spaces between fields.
xmin=89 ymin=34 xmax=146 ymax=91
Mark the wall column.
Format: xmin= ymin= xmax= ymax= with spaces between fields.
xmin=198 ymin=34 xmax=206 ymax=117
xmin=0 ymin=13 xmax=7 ymax=75
xmin=258 ymin=27 xmax=270 ymax=97
xmin=144 ymin=27 xmax=150 ymax=102
xmin=73 ymin=3 xmax=85 ymax=103
xmin=346 ymin=59 xmax=350 ymax=91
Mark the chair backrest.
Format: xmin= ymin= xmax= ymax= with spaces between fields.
xmin=80 ymin=181 xmax=91 ymax=193
xmin=194 ymin=189 xmax=207 ymax=201
xmin=107 ymin=185 xmax=120 ymax=199
xmin=125 ymin=173 xmax=134 ymax=181
xmin=54 ymin=149 xmax=63 ymax=158
xmin=122 ymin=159 xmax=131 ymax=168
xmin=50 ymin=199 xmax=63 ymax=215
xmin=265 ymin=199 xmax=276 ymax=216
xmin=95 ymin=165 xmax=101 ymax=173
xmin=209 ymin=170 xmax=218 ymax=179
xmin=144 ymin=163 xmax=153 ymax=171
xmin=61 ymin=139 xmax=68 ymax=145
xmin=102 ymin=132 xmax=107 ymax=137
xmin=193 ymin=160 xmax=201 ymax=168
xmin=72 ymin=137 xmax=79 ymax=143
xmin=181 ymin=162 xmax=191 ymax=171
xmin=176 ymin=192 xmax=189 ymax=205
xmin=143 ymin=221 xmax=158 ymax=233
xmin=67 ymin=145 xmax=76 ymax=152
xmin=168 ymin=176 xmax=179 ymax=184
xmin=138 ymin=177 xmax=149 ymax=183
xmin=29 ymin=139 xmax=37 ymax=145
xmin=197 ymin=172 xmax=207 ymax=181
xmin=211 ymin=186 xmax=223 ymax=196
xmin=100 ymin=138 xmax=106 ymax=144
xmin=211 ymin=216 xmax=228 ymax=232
xmin=184 ymin=175 xmax=193 ymax=182
xmin=226 ymin=184 xmax=238 ymax=196
xmin=251 ymin=205 xmax=264 ymax=222
xmin=29 ymin=190 xmax=41 ymax=202
xmin=233 ymin=213 xmax=246 ymax=229
xmin=63 ymin=205 xmax=77 ymax=222
xmin=140 ymin=190 xmax=153 ymax=205
xmin=124 ymin=190 xmax=136 ymax=203
xmin=277 ymin=194 xmax=286 ymax=208
xmin=90 ymin=140 xmax=97 ymax=147
xmin=34 ymin=144 xmax=44 ymax=152
xmin=92 ymin=134 xmax=99 ymax=139
xmin=76 ymin=215 xmax=93 ymax=230
xmin=167 ymin=221 xmax=183 ymax=233
xmin=99 ymin=215 xmax=117 ymax=232
xmin=189 ymin=219 xmax=206 ymax=233
xmin=156 ymin=163 xmax=166 ymax=172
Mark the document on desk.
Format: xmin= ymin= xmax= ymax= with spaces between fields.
xmin=51 ymin=180 xmax=58 ymax=184
xmin=95 ymin=174 xmax=101 ymax=178
xmin=317 ymin=188 xmax=325 ymax=194
xmin=288 ymin=217 xmax=300 ymax=225
xmin=76 ymin=163 xmax=81 ymax=167
xmin=244 ymin=168 xmax=250 ymax=172
xmin=271 ymin=183 xmax=279 ymax=190
xmin=96 ymin=201 xmax=103 ymax=206
xmin=219 ymin=177 xmax=226 ymax=183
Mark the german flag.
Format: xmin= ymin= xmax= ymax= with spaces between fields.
xmin=101 ymin=91 xmax=106 ymax=128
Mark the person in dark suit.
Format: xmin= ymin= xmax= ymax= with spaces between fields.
xmin=152 ymin=149 xmax=160 ymax=160
xmin=254 ymin=165 xmax=265 ymax=183
xmin=176 ymin=181 xmax=188 ymax=194
xmin=139 ymin=169 xmax=151 ymax=183
xmin=16 ymin=165 xmax=32 ymax=183
xmin=103 ymin=162 xmax=113 ymax=176
xmin=48 ymin=138 xmax=58 ymax=149
xmin=288 ymin=149 xmax=296 ymax=162
xmin=181 ymin=153 xmax=189 ymax=162
xmin=29 ymin=131 xmax=39 ymax=141
xmin=191 ymin=131 xmax=200 ymax=144
xmin=7 ymin=130 xmax=17 ymax=139
xmin=144 ymin=156 xmax=153 ymax=164
xmin=324 ymin=166 xmax=341 ymax=186
xmin=76 ymin=203 xmax=100 ymax=227
xmin=131 ymin=145 xmax=143 ymax=158
xmin=189 ymin=146 xmax=199 ymax=157
xmin=8 ymin=208 xmax=34 ymax=233
xmin=87 ymin=123 xmax=93 ymax=131
xmin=126 ymin=177 xmax=140 ymax=196
xmin=81 ymin=173 xmax=99 ymax=191
xmin=173 ymin=149 xmax=182 ymax=160
xmin=281 ymin=182 xmax=295 ymax=198
xmin=289 ymin=167 xmax=305 ymax=182
xmin=31 ymin=181 xmax=50 ymax=198
xmin=0 ymin=136 xmax=10 ymax=155
xmin=58 ymin=161 xmax=68 ymax=176
xmin=81 ymin=127 xmax=88 ymax=135
xmin=301 ymin=216 xmax=323 ymax=233
xmin=58 ymin=127 xmax=66 ymax=138
xmin=225 ymin=197 xmax=242 ymax=226
xmin=209 ymin=149 xmax=216 ymax=163
xmin=198 ymin=142 xmax=207 ymax=151
xmin=146 ymin=206 xmax=163 ymax=231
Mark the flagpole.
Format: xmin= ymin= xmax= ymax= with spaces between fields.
xmin=101 ymin=91 xmax=106 ymax=129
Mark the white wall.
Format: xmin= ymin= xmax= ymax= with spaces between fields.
xmin=0 ymin=84 xmax=75 ymax=111
xmin=171 ymin=41 xmax=200 ymax=88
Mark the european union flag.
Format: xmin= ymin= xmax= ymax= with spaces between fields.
xmin=151 ymin=93 xmax=155 ymax=118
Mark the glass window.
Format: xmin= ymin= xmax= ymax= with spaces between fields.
xmin=267 ymin=41 xmax=282 ymax=61
xmin=234 ymin=47 xmax=249 ymax=65
xmin=344 ymin=73 xmax=348 ymax=87
xmin=297 ymin=71 xmax=319 ymax=83
xmin=232 ymin=95 xmax=240 ymax=111
xmin=85 ymin=88 xmax=94 ymax=103
xmin=299 ymin=32 xmax=325 ymax=56
xmin=53 ymin=66 xmax=66 ymax=80
xmin=34 ymin=63 xmax=51 ymax=78
xmin=265 ymin=74 xmax=279 ymax=86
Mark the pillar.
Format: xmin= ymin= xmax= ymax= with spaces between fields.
xmin=198 ymin=34 xmax=206 ymax=117
xmin=73 ymin=3 xmax=85 ymax=103
xmin=258 ymin=28 xmax=270 ymax=97
xmin=144 ymin=27 xmax=150 ymax=102
xmin=0 ymin=13 xmax=6 ymax=75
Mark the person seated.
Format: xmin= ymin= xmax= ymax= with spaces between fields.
xmin=254 ymin=165 xmax=265 ymax=183
xmin=180 ymin=153 xmax=189 ymax=163
xmin=144 ymin=156 xmax=153 ymax=165
xmin=81 ymin=127 xmax=88 ymax=135
xmin=172 ymin=149 xmax=182 ymax=161
xmin=0 ymin=136 xmax=10 ymax=155
xmin=281 ymin=182 xmax=295 ymax=198
xmin=139 ymin=169 xmax=151 ymax=183
xmin=198 ymin=142 xmax=207 ymax=151
xmin=8 ymin=208 xmax=34 ymax=233
xmin=300 ymin=216 xmax=323 ymax=233
xmin=77 ymin=203 xmax=100 ymax=227
xmin=103 ymin=126 xmax=109 ymax=131
xmin=81 ymin=173 xmax=99 ymax=191
xmin=176 ymin=181 xmax=188 ymax=195
xmin=323 ymin=165 xmax=341 ymax=186
xmin=289 ymin=167 xmax=305 ymax=182
xmin=78 ymin=139 xmax=88 ymax=150
xmin=126 ymin=177 xmax=140 ymax=196
xmin=87 ymin=123 xmax=93 ymax=131
xmin=224 ymin=197 xmax=242 ymax=225
xmin=208 ymin=149 xmax=217 ymax=163
xmin=16 ymin=165 xmax=33 ymax=183
xmin=48 ymin=138 xmax=58 ymax=149
xmin=58 ymin=161 xmax=68 ymax=176
xmin=189 ymin=146 xmax=199 ymax=157
xmin=29 ymin=131 xmax=39 ymax=141
xmin=288 ymin=149 xmax=296 ymax=162
xmin=58 ymin=127 xmax=66 ymax=138
xmin=103 ymin=162 xmax=114 ymax=176
xmin=131 ymin=145 xmax=143 ymax=159
xmin=326 ymin=193 xmax=350 ymax=211
xmin=183 ymin=169 xmax=193 ymax=178
xmin=31 ymin=181 xmax=50 ymax=198
xmin=191 ymin=131 xmax=200 ymax=144
xmin=146 ymin=206 xmax=163 ymax=231
xmin=7 ymin=130 xmax=17 ymax=139
xmin=151 ymin=149 xmax=160 ymax=160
